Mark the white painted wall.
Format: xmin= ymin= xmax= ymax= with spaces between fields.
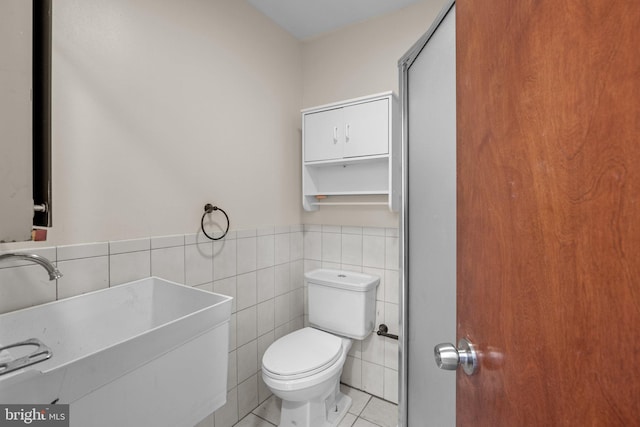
xmin=300 ymin=0 xmax=447 ymax=228
xmin=2 ymin=0 xmax=302 ymax=249
xmin=0 ymin=0 xmax=447 ymax=248
xmin=0 ymin=0 xmax=33 ymax=243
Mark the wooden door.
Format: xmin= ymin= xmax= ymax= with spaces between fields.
xmin=457 ymin=0 xmax=640 ymax=425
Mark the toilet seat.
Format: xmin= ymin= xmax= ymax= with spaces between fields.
xmin=262 ymin=328 xmax=343 ymax=380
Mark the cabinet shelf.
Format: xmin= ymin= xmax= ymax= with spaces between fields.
xmin=304 ymin=154 xmax=390 ymax=167
xmin=310 ymin=202 xmax=389 ymax=207
xmin=305 ymin=190 xmax=389 ymax=196
xmin=301 ymin=92 xmax=400 ymax=212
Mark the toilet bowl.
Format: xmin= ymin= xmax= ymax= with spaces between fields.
xmin=261 ymin=269 xmax=379 ymax=427
xmin=262 ymin=327 xmax=352 ymax=427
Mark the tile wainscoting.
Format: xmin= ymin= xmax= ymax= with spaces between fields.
xmin=0 ymin=223 xmax=400 ymax=426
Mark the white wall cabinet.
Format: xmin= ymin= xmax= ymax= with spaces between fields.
xmin=304 ymin=98 xmax=389 ymax=162
xmin=302 ymin=92 xmax=399 ymax=211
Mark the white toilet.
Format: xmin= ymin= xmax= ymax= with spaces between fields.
xmin=262 ymin=269 xmax=379 ymax=427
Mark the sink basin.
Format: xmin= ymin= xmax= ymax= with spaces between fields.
xmin=0 ymin=276 xmax=232 ymax=427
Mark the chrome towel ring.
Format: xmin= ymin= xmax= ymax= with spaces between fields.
xmin=201 ymin=203 xmax=230 ymax=241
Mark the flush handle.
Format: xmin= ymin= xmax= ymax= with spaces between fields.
xmin=434 ymin=338 xmax=478 ymax=375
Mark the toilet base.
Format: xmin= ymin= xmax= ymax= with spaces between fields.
xmin=324 ymin=390 xmax=351 ymax=426
xmin=278 ymin=383 xmax=352 ymax=427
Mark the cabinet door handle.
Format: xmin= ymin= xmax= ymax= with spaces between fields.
xmin=345 ymin=124 xmax=350 ymax=142
xmin=333 ymin=126 xmax=338 ymax=143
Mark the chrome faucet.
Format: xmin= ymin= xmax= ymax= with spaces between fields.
xmin=0 ymin=253 xmax=62 ymax=280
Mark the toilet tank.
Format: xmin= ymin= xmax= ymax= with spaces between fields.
xmin=305 ymin=269 xmax=379 ymax=340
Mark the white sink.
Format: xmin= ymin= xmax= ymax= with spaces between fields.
xmin=0 ymin=277 xmax=232 ymax=427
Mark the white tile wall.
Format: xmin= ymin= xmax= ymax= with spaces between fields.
xmin=109 ymin=250 xmax=150 ymax=286
xmin=237 ymin=374 xmax=259 ymax=419
xmin=236 ymin=272 xmax=257 ymax=311
xmin=237 ymin=305 xmax=258 ymax=347
xmin=214 ymin=239 xmax=237 ymax=281
xmin=257 ymin=235 xmax=275 ymax=270
xmin=151 ymin=245 xmax=185 ymax=284
xmin=303 ymin=224 xmax=400 ymax=404
xmin=257 ymin=299 xmax=275 ymax=336
xmin=57 ymin=255 xmax=109 ymax=299
xmin=0 ymin=224 xmax=306 ymax=426
xmin=0 ymin=222 xmax=398 ymax=424
xmin=0 ymin=247 xmax=58 ymax=313
xmin=237 ymin=237 xmax=257 ymax=275
xmin=256 ymin=267 xmax=275 ymax=303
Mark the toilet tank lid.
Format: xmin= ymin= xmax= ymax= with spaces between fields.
xmin=304 ymin=269 xmax=380 ymax=292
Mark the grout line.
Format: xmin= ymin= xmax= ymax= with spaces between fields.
xmin=251 ymin=412 xmax=276 ymax=426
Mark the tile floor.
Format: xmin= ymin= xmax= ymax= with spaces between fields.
xmin=232 ymin=385 xmax=398 ymax=427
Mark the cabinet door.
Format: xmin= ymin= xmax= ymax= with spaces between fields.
xmin=342 ymin=99 xmax=389 ymax=158
xmin=303 ymin=107 xmax=344 ymax=162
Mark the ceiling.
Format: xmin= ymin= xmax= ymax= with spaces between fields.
xmin=246 ymin=0 xmax=423 ymax=40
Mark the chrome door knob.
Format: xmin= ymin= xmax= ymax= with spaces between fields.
xmin=434 ymin=343 xmax=460 ymax=370
xmin=434 ymin=338 xmax=478 ymax=375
